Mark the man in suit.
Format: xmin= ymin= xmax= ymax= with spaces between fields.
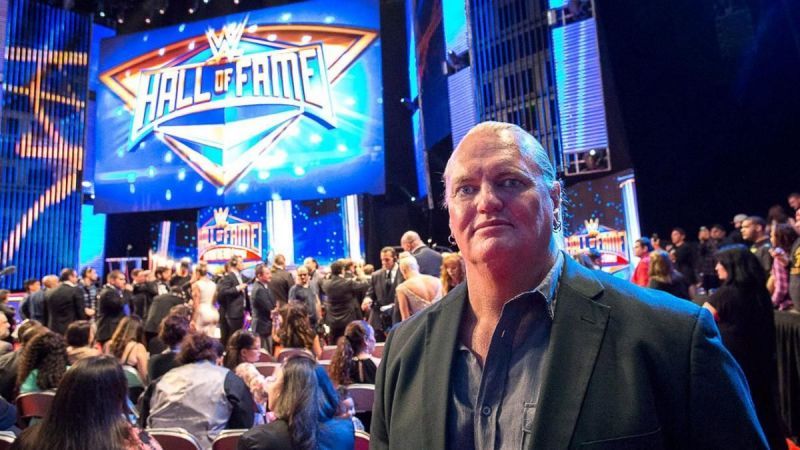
xmin=96 ymin=270 xmax=130 ymax=346
xmin=362 ymin=246 xmax=404 ymax=341
xmin=144 ymin=285 xmax=186 ymax=352
xmin=372 ymin=122 xmax=767 ymax=449
xmin=251 ymin=263 xmax=276 ymax=353
xmin=217 ymin=255 xmax=249 ymax=347
xmin=400 ymin=230 xmax=442 ymax=277
xmin=322 ymin=260 xmax=369 ymax=342
xmin=269 ymin=254 xmax=294 ymax=305
xmin=43 ymin=268 xmax=88 ymax=335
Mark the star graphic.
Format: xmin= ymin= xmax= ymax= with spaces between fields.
xmin=100 ymin=24 xmax=377 ymax=189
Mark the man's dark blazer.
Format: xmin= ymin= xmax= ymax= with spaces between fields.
xmin=269 ymin=268 xmax=294 ymax=305
xmin=131 ymin=282 xmax=157 ymax=320
xmin=96 ymin=285 xmax=130 ymax=343
xmin=251 ymin=281 xmax=276 ymax=337
xmin=43 ymin=283 xmax=86 ymax=335
xmin=365 ymin=267 xmax=404 ymax=332
xmin=371 ymin=254 xmax=767 ymax=449
xmin=217 ymin=272 xmax=248 ymax=320
xmin=144 ymin=293 xmax=185 ymax=335
xmin=411 ymin=245 xmax=443 ymax=277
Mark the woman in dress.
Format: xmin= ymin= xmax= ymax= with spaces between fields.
xmin=11 ymin=355 xmax=162 ymax=450
xmin=703 ymin=245 xmax=787 ymax=450
xmin=191 ymin=261 xmax=217 ymax=312
xmin=328 ymin=320 xmax=378 ymax=386
xmin=396 ymin=255 xmax=442 ymax=321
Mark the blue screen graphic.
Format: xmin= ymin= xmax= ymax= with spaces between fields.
xmin=95 ymin=0 xmax=383 ymax=213
xmin=292 ymin=198 xmax=347 ymax=266
xmin=79 ymin=205 xmax=106 ymax=275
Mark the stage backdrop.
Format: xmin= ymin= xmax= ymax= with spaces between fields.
xmin=95 ymin=0 xmax=383 ymax=213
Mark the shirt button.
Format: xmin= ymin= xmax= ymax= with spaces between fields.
xmin=481 ymin=406 xmax=491 ymax=416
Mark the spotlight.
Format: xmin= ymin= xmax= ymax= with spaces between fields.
xmin=99 ymin=10 xmax=105 ymax=17
xmin=203 ymin=0 xmax=209 ymax=3
xmin=145 ymin=16 xmax=151 ymax=24
xmin=188 ymin=7 xmax=194 ymax=13
xmin=158 ymin=7 xmax=165 ymax=14
xmin=234 ymin=0 xmax=239 ymax=4
xmin=117 ymin=13 xmax=124 ymax=24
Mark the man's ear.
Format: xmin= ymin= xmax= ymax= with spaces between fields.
xmin=550 ymin=180 xmax=562 ymax=212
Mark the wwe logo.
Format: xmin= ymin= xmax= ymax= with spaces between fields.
xmin=205 ymin=18 xmax=247 ymax=62
xmin=213 ymin=207 xmax=230 ymax=228
xmin=584 ymin=218 xmax=600 ymax=237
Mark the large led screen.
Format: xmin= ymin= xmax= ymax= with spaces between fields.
xmin=95 ymin=0 xmax=383 ymax=213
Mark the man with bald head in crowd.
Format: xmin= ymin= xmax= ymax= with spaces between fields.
xmin=372 ymin=122 xmax=767 ymax=449
xmin=400 ymin=230 xmax=443 ymax=277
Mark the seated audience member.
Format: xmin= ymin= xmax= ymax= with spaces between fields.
xmin=336 ymin=386 xmax=365 ymax=432
xmin=17 ymin=331 xmax=68 ymax=394
xmin=222 ymin=329 xmax=261 ymax=371
xmin=440 ymin=252 xmax=465 ymax=295
xmin=147 ymin=314 xmax=189 ymax=381
xmin=65 ymin=320 xmax=101 ymax=364
xmin=328 ymin=320 xmax=378 ymax=386
xmin=12 ymin=355 xmax=162 ymax=450
xmin=0 ymin=321 xmax=43 ymax=400
xmin=140 ymin=332 xmax=254 ymax=450
xmin=0 ymin=396 xmax=16 ymax=435
xmin=395 ymin=255 xmax=442 ymax=321
xmin=191 ymin=303 xmax=220 ymax=336
xmin=238 ymin=356 xmax=354 ymax=450
xmin=144 ymin=285 xmax=186 ymax=351
xmin=234 ymin=363 xmax=268 ymax=424
xmin=647 ymin=250 xmax=691 ymax=300
xmin=703 ymin=245 xmax=788 ymax=450
xmin=105 ymin=316 xmax=149 ymax=384
xmin=272 ymin=303 xmax=322 ymax=359
xmin=0 ymin=311 xmax=11 ymax=356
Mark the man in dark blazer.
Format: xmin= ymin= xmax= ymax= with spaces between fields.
xmin=96 ymin=270 xmax=130 ymax=345
xmin=251 ymin=263 xmax=276 ymax=353
xmin=322 ymin=260 xmax=369 ymax=342
xmin=400 ymin=230 xmax=443 ymax=277
xmin=372 ymin=122 xmax=767 ymax=449
xmin=363 ymin=246 xmax=404 ymax=340
xmin=216 ymin=255 xmax=249 ymax=347
xmin=269 ymin=254 xmax=294 ymax=306
xmin=43 ymin=268 xmax=88 ymax=335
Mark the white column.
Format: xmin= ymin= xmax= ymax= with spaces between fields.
xmin=342 ymin=194 xmax=363 ymax=261
xmin=266 ymin=199 xmax=294 ymax=264
xmin=618 ymin=173 xmax=641 ymax=267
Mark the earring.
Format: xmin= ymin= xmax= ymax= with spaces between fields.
xmin=448 ymin=235 xmax=457 ymax=246
xmin=553 ymin=214 xmax=562 ymax=232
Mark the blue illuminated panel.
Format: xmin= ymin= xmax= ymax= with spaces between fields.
xmin=552 ymin=18 xmax=609 ymax=154
xmin=0 ymin=0 xmax=90 ymax=289
xmin=79 ymin=205 xmax=106 ymax=275
xmin=95 ymin=0 xmax=384 ymax=213
xmin=292 ymin=198 xmax=347 ymax=266
xmin=549 ymin=0 xmax=569 ymax=9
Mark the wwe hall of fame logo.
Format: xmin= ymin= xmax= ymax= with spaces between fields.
xmin=100 ymin=17 xmax=377 ymax=191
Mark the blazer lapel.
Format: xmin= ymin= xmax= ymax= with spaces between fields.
xmin=529 ymin=257 xmax=610 ymax=449
xmin=421 ymin=284 xmax=466 ymax=449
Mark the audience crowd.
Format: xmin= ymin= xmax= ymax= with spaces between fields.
xmin=0 ymin=193 xmax=796 ymax=448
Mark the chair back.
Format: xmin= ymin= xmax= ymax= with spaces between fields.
xmin=0 ymin=431 xmax=15 ymax=450
xmin=254 ymin=362 xmax=281 ymax=377
xmin=373 ymin=342 xmax=385 ymax=358
xmin=320 ymin=345 xmax=337 ymax=360
xmin=147 ymin=428 xmax=202 ymax=450
xmin=354 ymin=430 xmax=370 ymax=450
xmin=257 ymin=350 xmax=275 ymax=363
xmin=212 ymin=429 xmax=247 ymax=450
xmin=318 ymin=359 xmax=331 ymax=369
xmin=276 ymin=348 xmax=313 ymax=363
xmin=16 ymin=391 xmax=56 ymax=428
xmin=346 ymin=384 xmax=375 ymax=413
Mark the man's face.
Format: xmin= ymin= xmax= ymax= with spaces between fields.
xmin=380 ymin=252 xmax=395 ymax=271
xmin=296 ymin=267 xmax=309 ymax=285
xmin=789 ymin=196 xmax=800 ymax=211
xmin=0 ymin=315 xmax=10 ymax=340
xmin=670 ymin=230 xmax=684 ymax=245
xmin=257 ymin=267 xmax=272 ymax=284
xmin=68 ymin=272 xmax=78 ymax=284
xmin=711 ymin=227 xmax=725 ymax=240
xmin=445 ymin=131 xmax=560 ymax=267
xmin=85 ymin=269 xmax=98 ymax=282
xmin=633 ymin=241 xmax=647 ymax=258
xmin=28 ymin=281 xmax=41 ymax=294
xmin=112 ymin=275 xmax=126 ymax=289
xmin=741 ymin=219 xmax=760 ymax=242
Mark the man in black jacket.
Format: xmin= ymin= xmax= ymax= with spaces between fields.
xmin=217 ymin=255 xmax=249 ymax=347
xmin=43 ymin=268 xmax=87 ymax=335
xmin=251 ymin=263 xmax=276 ymax=353
xmin=96 ymin=270 xmax=130 ymax=345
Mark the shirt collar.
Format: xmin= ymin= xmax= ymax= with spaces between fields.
xmin=508 ymin=251 xmax=564 ymax=320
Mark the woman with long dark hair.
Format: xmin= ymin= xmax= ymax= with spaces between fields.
xmin=769 ymin=223 xmax=797 ymax=310
xmin=238 ymin=356 xmax=354 ymax=450
xmin=328 ymin=320 xmax=377 ymax=386
xmin=272 ymin=303 xmax=322 ymax=359
xmin=703 ymin=245 xmax=787 ymax=450
xmin=11 ymin=355 xmax=161 ymax=450
xmin=105 ymin=316 xmax=149 ymax=383
xmin=223 ymin=329 xmax=261 ymax=370
xmin=16 ymin=331 xmax=68 ymax=394
xmin=647 ymin=250 xmax=690 ymax=300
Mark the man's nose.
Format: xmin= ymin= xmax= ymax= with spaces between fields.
xmin=476 ymin=184 xmax=503 ymax=213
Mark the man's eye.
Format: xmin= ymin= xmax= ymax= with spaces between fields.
xmin=455 ymin=185 xmax=477 ymax=196
xmin=499 ymin=179 xmax=523 ymax=188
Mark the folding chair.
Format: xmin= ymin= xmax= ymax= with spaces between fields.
xmin=257 ymin=350 xmax=275 ymax=363
xmin=211 ymin=429 xmax=247 ymax=450
xmin=320 ymin=345 xmax=337 ymax=360
xmin=16 ymin=390 xmax=55 ymax=428
xmin=254 ymin=362 xmax=281 ymax=377
xmin=354 ymin=430 xmax=370 ymax=450
xmin=276 ymin=348 xmax=314 ymax=363
xmin=0 ymin=431 xmax=15 ymax=450
xmin=373 ymin=342 xmax=385 ymax=358
xmin=147 ymin=428 xmax=202 ymax=450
